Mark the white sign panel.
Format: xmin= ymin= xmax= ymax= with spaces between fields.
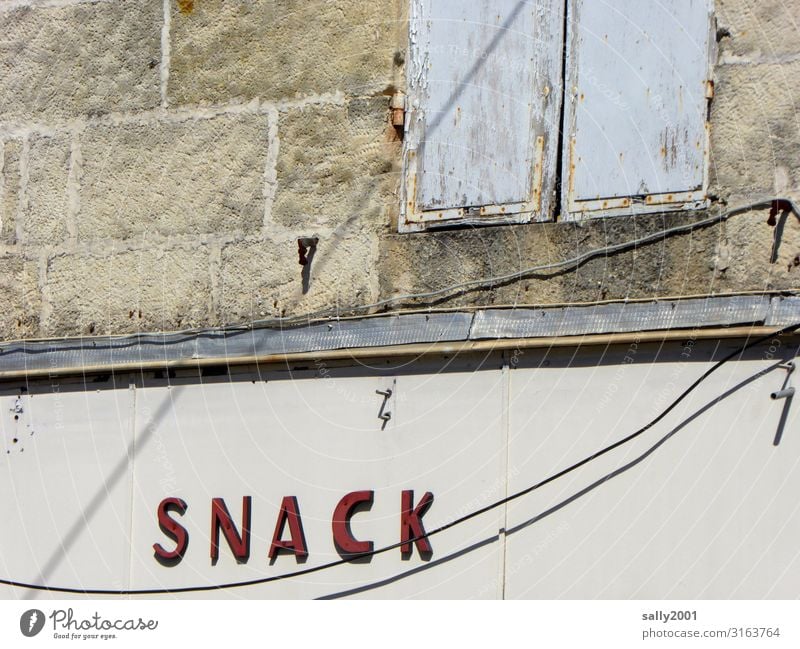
xmin=0 ymin=342 xmax=798 ymax=599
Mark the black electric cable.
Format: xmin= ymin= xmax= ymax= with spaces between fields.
xmin=1 ymin=322 xmax=798 ymax=595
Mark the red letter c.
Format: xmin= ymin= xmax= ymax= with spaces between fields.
xmin=332 ymin=490 xmax=374 ymax=557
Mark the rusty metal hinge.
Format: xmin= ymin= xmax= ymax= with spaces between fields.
xmin=390 ymin=92 xmax=405 ymax=128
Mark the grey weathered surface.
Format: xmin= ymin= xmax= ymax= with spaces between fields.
xmin=406 ymin=0 xmax=563 ymax=216
xmin=767 ymin=295 xmax=800 ymax=325
xmin=0 ymin=295 xmax=788 ymax=374
xmin=471 ymin=296 xmax=770 ymax=340
xmin=0 ymin=1 xmax=161 ymax=121
xmin=563 ymin=0 xmax=712 ymax=214
xmin=0 ymin=312 xmax=475 ymax=374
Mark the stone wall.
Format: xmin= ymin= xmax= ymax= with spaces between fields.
xmin=0 ymin=0 xmax=797 ymax=340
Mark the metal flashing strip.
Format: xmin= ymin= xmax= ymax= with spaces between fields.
xmin=767 ymin=296 xmax=800 ymax=325
xmin=0 ymin=313 xmax=473 ymax=375
xmin=469 ymin=296 xmax=771 ymax=340
xmin=0 ymin=296 xmax=795 ymax=376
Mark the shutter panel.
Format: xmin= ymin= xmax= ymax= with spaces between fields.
xmin=562 ymin=0 xmax=713 ymax=219
xmin=402 ymin=0 xmax=563 ymax=231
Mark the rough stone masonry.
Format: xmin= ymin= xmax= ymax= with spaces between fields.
xmin=0 ymin=0 xmax=798 ymax=340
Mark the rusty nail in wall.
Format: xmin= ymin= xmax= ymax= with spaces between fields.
xmin=769 ymin=199 xmax=793 ymax=226
xmin=298 ymin=237 xmax=319 ymax=266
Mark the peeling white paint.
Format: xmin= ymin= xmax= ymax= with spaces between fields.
xmin=563 ymin=0 xmax=714 ymax=218
xmin=402 ymin=0 xmax=563 ymax=231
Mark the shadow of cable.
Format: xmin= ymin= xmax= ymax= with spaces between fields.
xmin=318 ymin=361 xmax=786 ymax=599
xmin=316 ymin=535 xmax=499 ymax=600
xmin=23 ymin=387 xmax=182 ymax=600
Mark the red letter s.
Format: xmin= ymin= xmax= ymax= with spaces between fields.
xmin=153 ymin=497 xmax=189 ymax=565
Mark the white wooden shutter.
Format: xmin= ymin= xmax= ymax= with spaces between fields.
xmin=562 ymin=0 xmax=714 ymax=219
xmin=401 ymin=0 xmax=563 ymax=231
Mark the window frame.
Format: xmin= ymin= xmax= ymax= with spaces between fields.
xmin=399 ymin=0 xmax=564 ymax=233
xmin=399 ymin=0 xmax=715 ymax=232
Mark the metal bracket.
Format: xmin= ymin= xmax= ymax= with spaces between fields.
xmin=376 ymin=386 xmax=393 ymax=430
xmin=771 ymin=361 xmax=795 ymax=446
xmin=771 ymin=361 xmax=795 ymax=400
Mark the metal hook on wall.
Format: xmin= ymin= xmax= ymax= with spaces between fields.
xmin=376 ymin=380 xmax=395 ymax=431
xmin=771 ymin=361 xmax=795 ymax=446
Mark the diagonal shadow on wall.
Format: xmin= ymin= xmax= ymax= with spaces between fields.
xmin=23 ymin=387 xmax=182 ymax=600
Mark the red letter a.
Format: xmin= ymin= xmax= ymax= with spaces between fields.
xmin=269 ymin=496 xmax=308 ymax=561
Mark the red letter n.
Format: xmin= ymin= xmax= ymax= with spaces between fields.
xmin=210 ymin=496 xmax=251 ymax=564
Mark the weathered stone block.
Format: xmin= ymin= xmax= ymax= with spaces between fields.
xmin=717 ymin=0 xmax=800 ymax=61
xmin=78 ymin=113 xmax=271 ymax=240
xmin=219 ymin=239 xmax=292 ymax=323
xmin=1 ymin=139 xmax=20 ymax=244
xmin=720 ymin=210 xmax=800 ymax=290
xmin=273 ymin=98 xmax=398 ymax=228
xmin=24 ymin=133 xmax=71 ymax=246
xmin=710 ymin=61 xmax=800 ymax=200
xmin=168 ymin=0 xmax=401 ymax=105
xmin=0 ymin=2 xmax=161 ymax=120
xmin=219 ymin=231 xmax=378 ymax=324
xmin=44 ymin=245 xmax=212 ymax=336
xmin=0 ymin=254 xmax=40 ymax=338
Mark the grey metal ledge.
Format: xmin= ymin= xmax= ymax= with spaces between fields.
xmin=0 ymin=295 xmax=797 ymax=375
xmin=470 ymin=295 xmax=773 ymax=339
